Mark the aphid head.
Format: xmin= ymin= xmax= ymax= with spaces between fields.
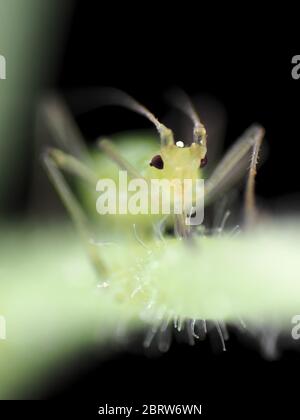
xmin=148 ymin=135 xmax=207 ymax=214
xmin=149 ymin=132 xmax=207 ymax=182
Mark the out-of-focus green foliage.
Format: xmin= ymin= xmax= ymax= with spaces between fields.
xmin=1 ymin=221 xmax=300 ymax=398
xmin=0 ymin=224 xmax=133 ymax=398
xmin=0 ymin=0 xmax=72 ymax=211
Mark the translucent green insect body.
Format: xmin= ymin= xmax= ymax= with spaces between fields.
xmin=78 ymin=135 xmax=207 ymax=240
xmin=78 ymin=132 xmax=161 ymax=239
xmin=42 ymin=89 xmax=266 ymax=351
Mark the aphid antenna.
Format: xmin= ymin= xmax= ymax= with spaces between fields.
xmin=165 ymin=88 xmax=207 ymax=145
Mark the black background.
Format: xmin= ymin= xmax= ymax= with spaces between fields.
xmin=57 ymin=4 xmax=300 ymax=204
xmin=25 ymin=2 xmax=300 ymax=416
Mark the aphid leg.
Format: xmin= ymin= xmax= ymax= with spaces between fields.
xmin=244 ymin=130 xmax=264 ymax=226
xmin=46 ymin=148 xmax=98 ymax=186
xmin=39 ymin=96 xmax=99 ymax=187
xmin=43 ymin=151 xmax=107 ymax=277
xmin=174 ymin=213 xmax=190 ymax=238
xmin=38 ymin=94 xmax=91 ymax=161
xmin=98 ymin=138 xmax=145 ymax=180
xmin=204 ymin=124 xmax=265 ymax=227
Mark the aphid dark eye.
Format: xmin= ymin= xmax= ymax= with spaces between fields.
xmin=150 ymin=155 xmax=164 ymax=169
xmin=200 ymin=155 xmax=208 ymax=168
